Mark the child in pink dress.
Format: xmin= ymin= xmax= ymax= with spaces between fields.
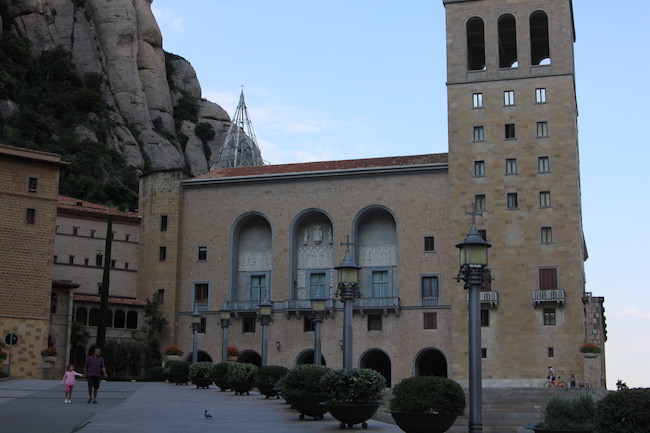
xmin=62 ymin=364 xmax=84 ymax=403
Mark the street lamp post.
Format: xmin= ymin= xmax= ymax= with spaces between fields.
xmin=259 ymin=298 xmax=273 ymax=366
xmin=311 ymin=289 xmax=327 ymax=366
xmin=335 ymin=245 xmax=360 ymax=369
xmin=219 ymin=304 xmax=231 ymax=364
xmin=190 ymin=309 xmax=202 ymax=364
xmin=455 ymin=211 xmax=491 ymax=433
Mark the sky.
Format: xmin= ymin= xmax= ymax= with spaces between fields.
xmin=151 ymin=0 xmax=650 ymax=389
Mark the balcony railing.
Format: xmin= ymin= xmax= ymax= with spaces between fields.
xmin=464 ymin=291 xmax=499 ymax=308
xmin=532 ymin=289 xmax=565 ymax=307
xmin=193 ymin=302 xmax=209 ymax=312
xmin=354 ymin=297 xmax=400 ymax=316
xmin=421 ymin=297 xmax=440 ymax=307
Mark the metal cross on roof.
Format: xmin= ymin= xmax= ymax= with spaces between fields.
xmin=340 ymin=235 xmax=355 ymax=250
xmin=465 ymin=202 xmax=483 ymax=225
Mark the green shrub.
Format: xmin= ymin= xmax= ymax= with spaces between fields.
xmin=280 ymin=364 xmax=331 ymax=401
xmin=189 ymin=361 xmax=215 ymax=378
xmin=255 ymin=365 xmax=289 ymax=386
xmin=226 ymin=362 xmax=258 ymax=383
xmin=147 ymin=366 xmax=164 ymax=381
xmin=389 ymin=376 xmax=465 ymax=415
xmin=540 ymin=394 xmax=596 ymax=430
xmin=163 ymin=361 xmax=189 ymax=378
xmin=595 ymin=388 xmax=650 ymax=433
xmin=212 ymin=362 xmax=229 ymax=380
xmin=320 ymin=368 xmax=386 ymax=404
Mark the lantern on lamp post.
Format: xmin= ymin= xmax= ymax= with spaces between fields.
xmin=455 ymin=211 xmax=491 ymax=433
xmin=259 ymin=298 xmax=273 ymax=366
xmin=190 ymin=309 xmax=202 ymax=364
xmin=335 ymin=244 xmax=360 ymax=369
xmin=311 ymin=289 xmax=327 ymax=366
xmin=219 ymin=304 xmax=231 ymax=364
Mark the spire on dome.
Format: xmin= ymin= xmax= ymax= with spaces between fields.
xmin=210 ymin=87 xmax=265 ymax=170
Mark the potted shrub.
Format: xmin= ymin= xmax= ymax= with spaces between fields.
xmin=389 ymin=376 xmax=466 ymax=433
xmin=595 ymin=387 xmax=650 ymax=433
xmin=279 ymin=364 xmax=331 ymax=420
xmin=189 ymin=361 xmax=215 ymax=389
xmin=163 ymin=345 xmax=184 ymax=361
xmin=212 ymin=362 xmax=230 ymax=391
xmin=255 ymin=365 xmax=289 ymax=399
xmin=163 ymin=360 xmax=189 ymax=385
xmin=226 ymin=362 xmax=258 ymax=395
xmin=40 ymin=346 xmax=58 ymax=363
xmin=320 ymin=368 xmax=386 ymax=429
xmin=579 ymin=343 xmax=601 ymax=358
xmin=227 ymin=345 xmax=240 ymax=362
xmin=534 ymin=394 xmax=596 ymax=433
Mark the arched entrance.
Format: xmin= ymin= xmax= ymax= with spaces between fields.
xmin=237 ymin=350 xmax=261 ymax=366
xmin=359 ymin=349 xmax=391 ymax=387
xmin=414 ymin=348 xmax=448 ymax=377
xmin=295 ymin=349 xmax=326 ymax=366
xmin=184 ymin=350 xmax=213 ymax=363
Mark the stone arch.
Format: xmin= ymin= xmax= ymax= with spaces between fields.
xmin=466 ymin=16 xmax=486 ymax=71
xmin=359 ymin=348 xmax=392 ymax=387
xmin=530 ymin=10 xmax=550 ymax=65
xmin=498 ymin=13 xmax=518 ymax=68
xmin=414 ymin=348 xmax=448 ymax=378
xmin=294 ymin=349 xmax=327 ymax=366
xmin=184 ymin=350 xmax=212 ymax=363
xmin=231 ymin=212 xmax=273 ymax=302
xmin=289 ymin=209 xmax=335 ymax=300
xmin=353 ymin=205 xmax=399 ymax=298
xmin=237 ymin=349 xmax=262 ymax=366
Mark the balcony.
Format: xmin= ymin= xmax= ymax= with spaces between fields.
xmin=354 ymin=297 xmax=400 ymax=316
xmin=532 ymin=289 xmax=565 ymax=307
xmin=193 ymin=302 xmax=209 ymax=312
xmin=421 ymin=297 xmax=440 ymax=307
xmin=464 ymin=291 xmax=499 ymax=308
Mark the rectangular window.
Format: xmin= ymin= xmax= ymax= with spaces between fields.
xmin=538 ymin=156 xmax=550 ymax=173
xmin=543 ymin=308 xmax=556 ymax=326
xmin=367 ymin=314 xmax=382 ymax=331
xmin=193 ymin=283 xmax=209 ymax=308
xmin=250 ymin=274 xmax=268 ymax=301
xmin=199 ymin=317 xmax=206 ymax=334
xmin=548 ymin=347 xmax=554 ymax=358
xmin=506 ymin=193 xmax=518 ymax=209
xmin=160 ymin=215 xmax=168 ymax=231
xmin=84 ymin=258 xmax=89 ymax=266
xmin=68 ymin=255 xmax=75 ymax=264
xmin=539 ymin=268 xmax=558 ymax=291
xmin=541 ymin=227 xmax=553 ymax=243
xmin=472 ymin=92 xmax=483 ymax=108
xmin=90 ymin=229 xmax=96 ymax=238
xmin=475 ymin=194 xmax=486 ymax=211
xmin=125 ymin=234 xmax=130 ymax=241
xmin=504 ymin=90 xmax=515 ymax=106
xmin=156 ymin=289 xmax=165 ymax=304
xmin=371 ymin=270 xmax=389 ymax=297
xmin=423 ymin=312 xmax=437 ymax=330
xmin=480 ymin=309 xmax=490 ymax=327
xmin=303 ymin=317 xmax=315 ymax=332
xmin=73 ymin=226 xmax=79 ymax=235
xmin=424 ymin=236 xmax=435 ymax=252
xmin=96 ymin=253 xmax=103 ymax=267
xmin=243 ymin=316 xmax=256 ymax=333
xmin=505 ymin=123 xmax=516 ymax=139
xmin=28 ymin=177 xmax=38 ymax=192
xmin=53 ymin=255 xmax=58 ymax=263
xmin=535 ymin=87 xmax=547 ymax=103
xmin=421 ymin=276 xmax=439 ymax=299
xmin=537 ymin=121 xmax=549 ymax=137
xmin=505 ymin=158 xmax=517 ymax=174
xmin=26 ymin=208 xmax=36 ymax=224
xmin=473 ymin=126 xmax=485 ymax=142
xmin=481 ymin=348 xmax=487 ymax=359
xmin=159 ymin=246 xmax=167 ymax=261
xmin=473 ymin=160 xmax=485 ymax=176
xmin=540 ymin=191 xmax=551 ymax=207
xmin=110 ymin=259 xmax=116 ymax=268
xmin=309 ymin=271 xmax=327 ymax=298
xmin=478 ymin=229 xmax=487 ymax=241
xmin=198 ymin=246 xmax=207 ymax=261
xmin=124 ymin=262 xmax=129 ymax=270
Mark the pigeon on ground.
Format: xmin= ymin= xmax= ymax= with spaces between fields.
xmin=204 ymin=410 xmax=213 ymax=419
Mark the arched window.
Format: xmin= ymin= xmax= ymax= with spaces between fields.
xmin=50 ymin=291 xmax=57 ymax=314
xmin=114 ymin=309 xmax=126 ymax=328
xmin=105 ymin=309 xmax=113 ymax=328
xmin=88 ymin=308 xmax=100 ymax=326
xmin=126 ymin=311 xmax=138 ymax=329
xmin=75 ymin=307 xmax=88 ymax=325
xmin=498 ymin=14 xmax=518 ymax=68
xmin=466 ymin=17 xmax=485 ymax=71
xmin=530 ymin=11 xmax=550 ymax=65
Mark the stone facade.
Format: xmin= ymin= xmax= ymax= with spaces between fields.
xmin=0 ymin=145 xmax=67 ymax=378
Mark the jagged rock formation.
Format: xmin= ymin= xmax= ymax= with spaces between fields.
xmin=0 ymin=0 xmax=233 ymax=175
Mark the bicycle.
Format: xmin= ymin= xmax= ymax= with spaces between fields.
xmin=543 ymin=377 xmax=568 ymax=388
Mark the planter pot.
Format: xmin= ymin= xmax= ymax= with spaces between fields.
xmin=257 ymin=383 xmax=281 ymax=399
xmin=291 ymin=397 xmax=329 ymax=420
xmin=42 ymin=356 xmax=57 ymax=363
xmin=322 ymin=402 xmax=382 ymax=429
xmin=533 ymin=429 xmax=593 ymax=433
xmin=227 ymin=355 xmax=238 ymax=362
xmin=191 ymin=377 xmax=213 ymax=389
xmin=581 ymin=353 xmax=598 ymax=359
xmin=169 ymin=375 xmax=188 ymax=385
xmin=391 ymin=412 xmax=458 ymax=433
xmin=214 ymin=378 xmax=231 ymax=392
xmin=230 ymin=381 xmax=255 ymax=395
xmin=164 ymin=354 xmax=182 ymax=361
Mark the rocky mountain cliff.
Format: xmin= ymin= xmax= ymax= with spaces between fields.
xmin=0 ymin=0 xmax=232 ymax=176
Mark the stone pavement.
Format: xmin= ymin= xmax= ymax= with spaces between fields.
xmin=0 ymin=379 xmax=404 ymax=432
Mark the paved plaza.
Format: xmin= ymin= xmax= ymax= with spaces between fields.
xmin=0 ymin=379 xmax=403 ymax=433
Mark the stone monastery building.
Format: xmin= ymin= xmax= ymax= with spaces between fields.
xmin=136 ymin=0 xmax=605 ymax=387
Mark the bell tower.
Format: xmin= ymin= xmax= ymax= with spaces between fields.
xmin=444 ymin=0 xmax=593 ymax=385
